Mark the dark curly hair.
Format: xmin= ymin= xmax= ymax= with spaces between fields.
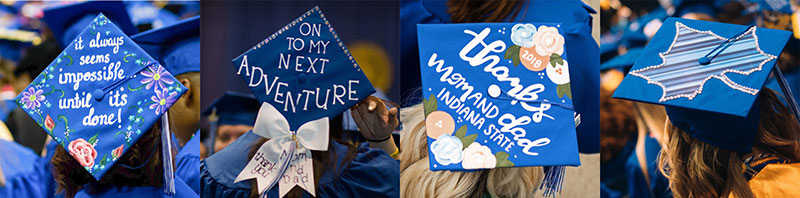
xmin=52 ymin=122 xmax=166 ymax=198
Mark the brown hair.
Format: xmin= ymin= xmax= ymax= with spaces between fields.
xmin=247 ymin=116 xmax=358 ymax=198
xmin=659 ymin=88 xmax=800 ymax=198
xmin=446 ymin=0 xmax=525 ymax=23
xmin=52 ymin=122 xmax=164 ymax=198
xmin=599 ymin=87 xmax=637 ymax=163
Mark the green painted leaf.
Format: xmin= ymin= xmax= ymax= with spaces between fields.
xmin=557 ymin=83 xmax=573 ymax=99
xmin=423 ymin=94 xmax=437 ymax=117
xmin=88 ymin=133 xmax=98 ymax=145
xmin=99 ymin=154 xmax=108 ymax=166
xmin=461 ymin=134 xmax=477 ymax=148
xmin=454 ymin=125 xmax=467 ymax=139
xmin=495 ymin=151 xmax=510 ymax=161
xmin=497 ymin=159 xmax=515 ymax=167
xmin=505 ymin=45 xmax=521 ymax=67
xmin=494 ymin=151 xmax=515 ymax=167
xmin=550 ymin=53 xmax=564 ymax=68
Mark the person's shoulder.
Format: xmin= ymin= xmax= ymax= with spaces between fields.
xmin=748 ymin=162 xmax=800 ymax=197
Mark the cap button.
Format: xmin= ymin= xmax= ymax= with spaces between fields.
xmin=698 ymin=57 xmax=711 ymax=65
xmin=297 ymin=73 xmax=308 ymax=84
xmin=92 ymin=89 xmax=105 ymax=101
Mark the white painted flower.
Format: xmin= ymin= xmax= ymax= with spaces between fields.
xmin=546 ymin=60 xmax=570 ymax=85
xmin=461 ymin=142 xmax=496 ymax=169
xmin=531 ymin=25 xmax=565 ymax=56
xmin=430 ymin=134 xmax=463 ymax=166
xmin=510 ymin=24 xmax=537 ymax=47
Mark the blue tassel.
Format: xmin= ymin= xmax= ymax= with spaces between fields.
xmin=539 ymin=166 xmax=565 ymax=197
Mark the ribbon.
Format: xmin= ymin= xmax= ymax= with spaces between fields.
xmin=235 ymin=102 xmax=329 ymax=197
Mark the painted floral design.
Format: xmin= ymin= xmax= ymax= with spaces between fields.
xmin=461 ymin=142 xmax=496 ymax=169
xmin=112 ymin=145 xmax=124 ymax=159
xmin=520 ymin=46 xmax=548 ymax=71
xmin=68 ymin=138 xmax=97 ymax=168
xmin=140 ymin=65 xmax=174 ymax=91
xmin=150 ymin=89 xmax=178 ymax=115
xmin=531 ymin=25 xmax=565 ymax=56
xmin=547 ymin=60 xmax=570 ymax=85
xmin=44 ymin=114 xmax=55 ymax=131
xmin=510 ymin=24 xmax=537 ymax=48
xmin=430 ymin=134 xmax=463 ymax=166
xmin=20 ymin=87 xmax=45 ymax=109
xmin=425 ymin=111 xmax=455 ymax=139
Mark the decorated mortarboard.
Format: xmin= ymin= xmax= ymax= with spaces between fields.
xmin=13 ymin=13 xmax=186 ymax=193
xmin=131 ymin=16 xmax=200 ymax=76
xmin=613 ymin=17 xmax=799 ymax=153
xmin=417 ymin=23 xmax=580 ymax=196
xmin=230 ymin=6 xmax=375 ymax=197
xmin=202 ymin=92 xmax=260 ymax=126
xmin=43 ymin=1 xmax=137 ymax=48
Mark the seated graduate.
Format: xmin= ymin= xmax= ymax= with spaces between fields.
xmin=131 ymin=16 xmax=202 ymax=194
xmin=14 ymin=6 xmax=197 ymax=197
xmin=202 ymin=92 xmax=259 ymax=154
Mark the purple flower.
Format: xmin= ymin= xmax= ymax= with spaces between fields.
xmin=20 ymin=87 xmax=45 ymax=109
xmin=140 ymin=65 xmax=174 ymax=91
xmin=149 ymin=89 xmax=177 ymax=115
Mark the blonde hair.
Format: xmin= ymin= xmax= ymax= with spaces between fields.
xmin=659 ymin=88 xmax=800 ymax=198
xmin=399 ymin=104 xmax=543 ymax=198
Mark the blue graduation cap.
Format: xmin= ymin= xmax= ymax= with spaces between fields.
xmin=131 ymin=16 xmax=200 ymax=76
xmin=752 ymin=0 xmax=793 ymax=14
xmin=417 ymin=23 xmax=580 ymax=196
xmin=13 ymin=13 xmax=186 ymax=190
xmin=230 ymin=6 xmax=375 ymax=197
xmin=417 ymin=22 xmax=580 ymax=167
xmin=614 ymin=17 xmax=796 ymax=153
xmin=42 ymin=1 xmax=138 ymax=48
xmin=202 ymin=92 xmax=259 ymax=126
xmin=601 ymin=47 xmax=644 ymax=71
xmin=231 ymin=6 xmax=374 ymax=131
xmin=125 ymin=1 xmax=180 ymax=30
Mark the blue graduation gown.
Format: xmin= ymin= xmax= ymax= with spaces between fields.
xmin=74 ymin=176 xmax=198 ymax=198
xmin=176 ymin=130 xmax=201 ymax=194
xmin=400 ymin=0 xmax=599 ymax=153
xmin=201 ymin=131 xmax=399 ymax=197
xmin=601 ymin=136 xmax=670 ymax=198
xmin=0 ymin=139 xmax=56 ymax=198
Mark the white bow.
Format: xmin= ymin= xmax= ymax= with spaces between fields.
xmin=235 ymin=102 xmax=329 ymax=197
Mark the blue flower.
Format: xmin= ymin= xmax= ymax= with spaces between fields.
xmin=430 ymin=134 xmax=463 ymax=166
xmin=511 ymin=24 xmax=537 ymax=47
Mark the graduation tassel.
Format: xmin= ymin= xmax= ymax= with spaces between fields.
xmin=161 ymin=112 xmax=176 ymax=195
xmin=539 ymin=166 xmax=565 ymax=197
xmin=772 ymin=66 xmax=800 ymax=123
